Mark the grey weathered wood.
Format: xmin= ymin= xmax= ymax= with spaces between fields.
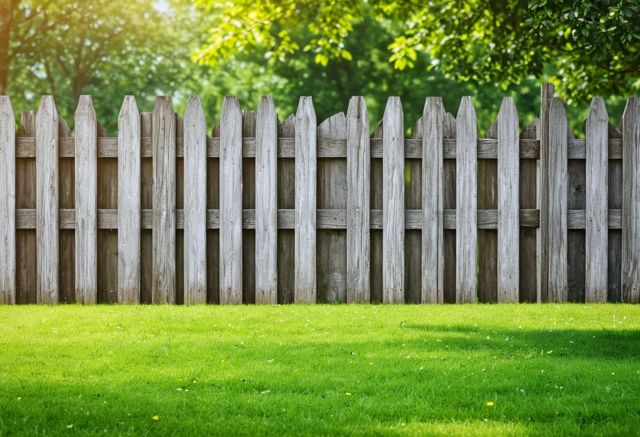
xmin=547 ymin=98 xmax=568 ymax=302
xmin=294 ymin=97 xmax=317 ymax=303
xmin=537 ymin=83 xmax=554 ymax=302
xmin=497 ymin=97 xmax=519 ymax=302
xmin=36 ymin=96 xmax=59 ymax=304
xmin=421 ymin=97 xmax=444 ymax=303
xmin=346 ymin=97 xmax=370 ymax=303
xmin=622 ymin=97 xmax=640 ymax=303
xmin=455 ymin=97 xmax=478 ymax=303
xmin=519 ymin=120 xmax=538 ymax=302
xmin=277 ymin=114 xmax=295 ymax=303
xmin=585 ymin=97 xmax=608 ymax=302
xmin=152 ymin=97 xmax=176 ymax=303
xmin=219 ymin=96 xmax=243 ymax=304
xmin=255 ymin=97 xmax=278 ymax=304
xmin=74 ymin=96 xmax=98 ymax=304
xmin=317 ymin=112 xmax=347 ymax=303
xmin=117 ymin=96 xmax=141 ymax=304
xmin=0 ymin=96 xmax=15 ymax=303
xmin=382 ymin=97 xmax=404 ymax=303
xmin=183 ymin=96 xmax=207 ymax=304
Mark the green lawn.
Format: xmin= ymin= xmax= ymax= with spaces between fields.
xmin=0 ymin=305 xmax=639 ymax=436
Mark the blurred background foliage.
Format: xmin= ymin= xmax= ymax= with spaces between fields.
xmin=1 ymin=0 xmax=638 ymax=134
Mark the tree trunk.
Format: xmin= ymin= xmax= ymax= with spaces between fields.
xmin=0 ymin=0 xmax=17 ymax=94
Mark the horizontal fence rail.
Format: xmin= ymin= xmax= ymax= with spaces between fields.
xmin=0 ymin=85 xmax=639 ymax=305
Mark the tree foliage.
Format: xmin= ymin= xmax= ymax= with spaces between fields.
xmin=193 ymin=0 xmax=640 ymax=103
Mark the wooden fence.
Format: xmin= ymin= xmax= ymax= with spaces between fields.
xmin=0 ymin=84 xmax=639 ymax=305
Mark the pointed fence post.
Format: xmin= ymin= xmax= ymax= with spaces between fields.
xmin=585 ymin=97 xmax=608 ymax=302
xmin=0 ymin=96 xmax=15 ymax=304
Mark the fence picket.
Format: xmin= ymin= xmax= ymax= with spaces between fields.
xmin=74 ymin=96 xmax=98 ymax=304
xmin=456 ymin=97 xmax=478 ymax=303
xmin=547 ymin=98 xmax=568 ymax=302
xmin=622 ymin=97 xmax=640 ymax=303
xmin=294 ymin=97 xmax=317 ymax=303
xmin=585 ymin=97 xmax=608 ymax=302
xmin=382 ymin=97 xmax=404 ymax=303
xmin=220 ymin=96 xmax=243 ymax=304
xmin=346 ymin=96 xmax=370 ymax=303
xmin=118 ymin=96 xmax=141 ymax=303
xmin=497 ymin=97 xmax=519 ymax=302
xmin=36 ymin=96 xmax=59 ymax=304
xmin=184 ymin=96 xmax=207 ymax=304
xmin=422 ymin=97 xmax=444 ymax=303
xmin=152 ymin=97 xmax=177 ymax=303
xmin=255 ymin=96 xmax=278 ymax=304
xmin=0 ymin=96 xmax=15 ymax=304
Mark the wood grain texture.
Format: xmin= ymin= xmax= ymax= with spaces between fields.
xmin=118 ymin=97 xmax=141 ymax=303
xmin=219 ymin=97 xmax=243 ymax=304
xmin=0 ymin=96 xmax=15 ymax=303
xmin=622 ymin=97 xmax=640 ymax=303
xmin=346 ymin=97 xmax=370 ymax=303
xmin=255 ymin=97 xmax=278 ymax=303
xmin=152 ymin=97 xmax=176 ymax=303
xmin=241 ymin=111 xmax=256 ymax=303
xmin=421 ymin=97 xmax=444 ymax=303
xmin=497 ymin=97 xmax=519 ymax=302
xmin=547 ymin=98 xmax=568 ymax=302
xmin=519 ymin=120 xmax=538 ymax=302
xmin=382 ymin=97 xmax=404 ymax=303
xmin=455 ymin=97 xmax=478 ymax=303
xmin=183 ymin=97 xmax=207 ymax=304
xmin=36 ymin=96 xmax=59 ymax=304
xmin=277 ymin=115 xmax=295 ymax=303
xmin=294 ymin=97 xmax=317 ymax=303
xmin=537 ymin=83 xmax=554 ymax=302
xmin=74 ymin=96 xmax=98 ymax=304
xmin=317 ymin=112 xmax=346 ymax=303
xmin=585 ymin=97 xmax=608 ymax=302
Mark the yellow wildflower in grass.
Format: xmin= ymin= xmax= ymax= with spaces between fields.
xmin=486 ymin=401 xmax=495 ymax=407
xmin=152 ymin=415 xmax=160 ymax=421
xmin=345 ymin=392 xmax=352 ymax=396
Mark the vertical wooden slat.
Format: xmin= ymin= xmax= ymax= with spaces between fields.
xmin=346 ymin=96 xmax=370 ymax=303
xmin=74 ymin=96 xmax=97 ymax=304
xmin=547 ymin=98 xmax=568 ymax=302
xmin=422 ymin=97 xmax=444 ymax=303
xmin=36 ymin=96 xmax=59 ymax=304
xmin=294 ymin=97 xmax=317 ymax=303
xmin=255 ymin=97 xmax=278 ymax=304
xmin=277 ymin=115 xmax=295 ymax=303
xmin=58 ymin=117 xmax=74 ymax=303
xmin=0 ymin=96 xmax=15 ymax=303
xmin=117 ymin=96 xmax=141 ymax=303
xmin=370 ymin=120 xmax=383 ymax=303
xmin=317 ymin=113 xmax=346 ymax=303
xmin=382 ymin=97 xmax=404 ymax=303
xmin=585 ymin=97 xmax=608 ymax=302
xmin=537 ymin=83 xmax=554 ymax=302
xmin=519 ymin=120 xmax=539 ymax=302
xmin=242 ymin=111 xmax=256 ymax=303
xmin=455 ymin=97 xmax=477 ymax=303
xmin=219 ymin=96 xmax=243 ymax=304
xmin=443 ymin=112 xmax=457 ymax=303
xmin=608 ymin=124 xmax=623 ymax=302
xmin=152 ymin=97 xmax=176 ymax=303
xmin=622 ymin=97 xmax=640 ymax=303
xmin=183 ymin=97 xmax=207 ymax=304
xmin=497 ymin=97 xmax=519 ymax=302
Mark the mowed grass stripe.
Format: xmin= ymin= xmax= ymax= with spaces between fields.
xmin=0 ymin=305 xmax=639 ymax=436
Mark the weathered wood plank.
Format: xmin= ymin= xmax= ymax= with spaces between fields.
xmin=478 ymin=121 xmax=497 ymax=303
xmin=421 ymin=97 xmax=444 ymax=303
xmin=346 ymin=97 xmax=370 ymax=303
xmin=255 ymin=97 xmax=278 ymax=304
xmin=152 ymin=97 xmax=177 ymax=303
xmin=497 ymin=97 xmax=519 ymax=302
xmin=455 ymin=97 xmax=478 ymax=303
xmin=183 ymin=97 xmax=207 ymax=304
xmin=241 ymin=111 xmax=256 ymax=303
xmin=585 ymin=97 xmax=608 ymax=302
xmin=519 ymin=120 xmax=538 ymax=302
xmin=622 ymin=97 xmax=640 ymax=303
xmin=74 ymin=96 xmax=98 ymax=304
xmin=219 ymin=97 xmax=243 ymax=304
xmin=294 ymin=97 xmax=317 ymax=303
xmin=36 ymin=96 xmax=59 ymax=304
xmin=117 ymin=96 xmax=141 ymax=303
xmin=547 ymin=98 xmax=568 ymax=302
xmin=382 ymin=97 xmax=404 ymax=303
xmin=0 ymin=97 xmax=15 ymax=303
xmin=537 ymin=83 xmax=554 ymax=302
xmin=277 ymin=115 xmax=295 ymax=303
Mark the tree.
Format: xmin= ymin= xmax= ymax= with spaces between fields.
xmin=192 ymin=0 xmax=640 ymax=103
